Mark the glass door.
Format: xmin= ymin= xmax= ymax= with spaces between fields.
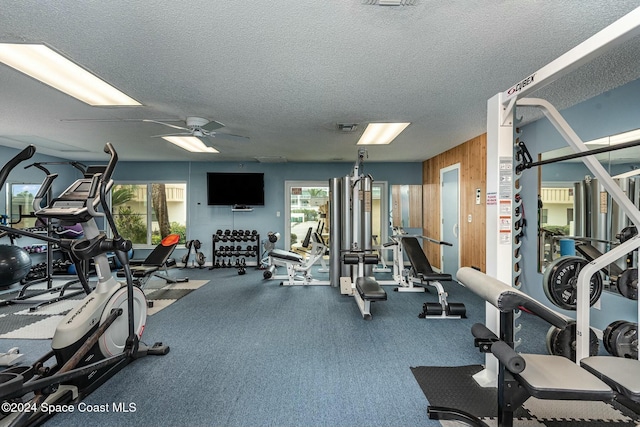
xmin=284 ymin=180 xmax=388 ymax=259
xmin=285 ymin=181 xmax=329 ymax=253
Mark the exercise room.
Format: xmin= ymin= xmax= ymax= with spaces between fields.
xmin=1 ymin=2 xmax=639 ymax=426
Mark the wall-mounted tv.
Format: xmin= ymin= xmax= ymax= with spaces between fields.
xmin=207 ymin=172 xmax=265 ymax=207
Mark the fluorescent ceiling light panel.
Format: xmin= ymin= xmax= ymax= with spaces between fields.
xmin=357 ymin=122 xmax=410 ymax=145
xmin=0 ymin=43 xmax=141 ymax=106
xmin=162 ymin=136 xmax=219 ymax=153
xmin=585 ymin=128 xmax=640 ymax=146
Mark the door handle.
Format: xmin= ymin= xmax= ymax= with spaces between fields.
xmin=453 ymin=223 xmax=458 ymax=238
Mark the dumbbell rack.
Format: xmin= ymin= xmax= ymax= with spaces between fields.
xmin=210 ymin=230 xmax=260 ymax=269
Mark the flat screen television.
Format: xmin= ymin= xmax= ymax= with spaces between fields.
xmin=207 ymin=172 xmax=265 ymax=206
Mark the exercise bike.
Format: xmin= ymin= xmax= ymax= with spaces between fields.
xmin=0 ymin=144 xmax=168 ymax=427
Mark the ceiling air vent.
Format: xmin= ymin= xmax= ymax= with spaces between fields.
xmin=336 ymin=123 xmax=358 ymax=132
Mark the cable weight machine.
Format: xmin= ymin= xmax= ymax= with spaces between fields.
xmin=329 ymin=149 xmax=387 ymax=319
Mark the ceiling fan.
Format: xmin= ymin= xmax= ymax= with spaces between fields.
xmin=146 ymin=116 xmax=249 ymax=142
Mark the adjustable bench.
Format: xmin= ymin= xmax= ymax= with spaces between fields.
xmin=401 ymin=237 xmax=465 ymax=318
xmin=117 ymin=233 xmax=188 ymax=288
xmin=428 ymin=266 xmax=639 ymax=426
xmin=342 ymin=253 xmax=387 ymax=320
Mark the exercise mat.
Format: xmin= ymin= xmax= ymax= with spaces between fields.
xmin=0 ymin=279 xmax=209 ymax=339
xmin=411 ymin=365 xmax=640 ymax=426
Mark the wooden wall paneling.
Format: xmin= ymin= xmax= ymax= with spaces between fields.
xmin=422 ymin=134 xmax=487 ymax=273
xmin=408 ymin=185 xmax=422 ymax=228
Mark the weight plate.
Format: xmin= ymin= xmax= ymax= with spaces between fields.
xmin=545 ymin=325 xmax=559 ymax=356
xmin=603 ymin=320 xmax=626 ymax=355
xmin=543 ymin=256 xmax=603 ymax=310
xmin=196 ymin=252 xmax=206 ymax=266
xmin=609 ymin=321 xmax=638 ymax=359
xmin=617 ymin=268 xmax=638 ymax=300
xmin=546 ymin=322 xmax=599 ymax=361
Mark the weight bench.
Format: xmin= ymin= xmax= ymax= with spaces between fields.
xmin=401 ymin=237 xmax=466 ymax=318
xmin=428 ymin=266 xmax=640 ymax=426
xmin=341 ymin=252 xmax=387 ymax=320
xmin=263 ymin=227 xmax=329 ymax=286
xmin=117 ymin=234 xmax=188 ymax=288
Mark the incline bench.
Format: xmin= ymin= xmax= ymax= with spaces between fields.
xmin=117 ymin=233 xmax=188 ymax=288
xmin=428 ymin=266 xmax=640 ymax=426
xmin=401 ymin=236 xmax=466 ymax=318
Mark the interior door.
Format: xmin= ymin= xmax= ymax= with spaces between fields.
xmin=441 ymin=165 xmax=460 ymax=279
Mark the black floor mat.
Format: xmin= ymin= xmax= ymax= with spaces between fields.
xmin=411 ymin=365 xmax=640 ymax=426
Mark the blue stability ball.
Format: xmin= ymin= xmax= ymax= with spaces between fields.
xmin=0 ymin=245 xmax=32 ymax=288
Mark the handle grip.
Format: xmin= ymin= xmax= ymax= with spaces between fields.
xmin=491 ymin=340 xmax=525 ymax=374
xmin=101 ymin=143 xmax=118 ymax=183
xmin=0 ymin=145 xmax=36 ymax=190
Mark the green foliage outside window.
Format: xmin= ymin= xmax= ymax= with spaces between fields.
xmin=115 ymin=206 xmax=147 ymax=244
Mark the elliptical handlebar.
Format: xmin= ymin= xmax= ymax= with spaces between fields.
xmin=101 ymin=142 xmax=117 ymax=184
xmin=0 ymin=145 xmax=36 ymax=191
xmin=85 ymin=143 xmax=117 ymax=222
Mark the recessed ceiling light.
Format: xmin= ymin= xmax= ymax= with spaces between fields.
xmin=357 ymin=122 xmax=410 ymax=145
xmin=0 ymin=43 xmax=141 ymax=106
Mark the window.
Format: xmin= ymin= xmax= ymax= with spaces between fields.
xmin=111 ymin=183 xmax=187 ymax=246
xmin=7 ymin=183 xmax=42 ymax=229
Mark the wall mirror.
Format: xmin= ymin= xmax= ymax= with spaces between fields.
xmin=391 ymin=184 xmax=422 ymax=230
xmin=538 ymin=129 xmax=640 ymax=297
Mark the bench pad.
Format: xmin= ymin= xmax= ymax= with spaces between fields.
xmin=117 ymin=265 xmax=158 ymax=278
xmin=517 ymin=354 xmax=613 ymax=401
xmin=355 ymin=277 xmax=387 ymax=301
xmin=402 ymin=237 xmax=452 ymax=282
xmin=269 ymin=249 xmax=304 ymax=263
xmin=581 ymin=356 xmax=640 ymax=401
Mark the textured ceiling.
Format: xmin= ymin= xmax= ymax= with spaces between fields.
xmin=0 ymin=1 xmax=639 ymax=163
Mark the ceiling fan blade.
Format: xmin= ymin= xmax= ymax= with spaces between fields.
xmin=201 ymin=120 xmax=225 ymax=132
xmin=151 ymin=132 xmax=193 ymax=138
xmin=208 ymin=132 xmax=250 ymax=142
xmin=143 ymin=119 xmax=190 ymax=132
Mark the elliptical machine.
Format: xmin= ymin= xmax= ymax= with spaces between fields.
xmin=0 ymin=144 xmax=169 ymax=427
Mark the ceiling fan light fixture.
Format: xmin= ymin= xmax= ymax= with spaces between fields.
xmin=357 ymin=122 xmax=410 ymax=145
xmin=0 ymin=43 xmax=141 ymax=106
xmin=162 ymin=136 xmax=219 ymax=153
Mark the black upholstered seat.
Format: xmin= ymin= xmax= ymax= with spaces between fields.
xmin=355 ymin=277 xmax=387 ymax=301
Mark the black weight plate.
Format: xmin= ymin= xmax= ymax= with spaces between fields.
xmin=543 ymin=256 xmax=603 ymax=310
xmin=547 ymin=322 xmax=599 ymax=361
xmin=609 ymin=321 xmax=638 ymax=359
xmin=603 ymin=320 xmax=626 ymax=355
xmin=545 ymin=325 xmax=559 ymax=356
xmin=195 ymin=252 xmax=206 ymax=266
xmin=617 ymin=268 xmax=638 ymax=300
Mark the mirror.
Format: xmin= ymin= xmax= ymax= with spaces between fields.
xmin=391 ymin=185 xmax=422 ymax=229
xmin=538 ymin=129 xmax=640 ymax=295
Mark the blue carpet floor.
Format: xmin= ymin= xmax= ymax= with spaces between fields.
xmin=1 ymin=267 xmax=553 ymax=427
